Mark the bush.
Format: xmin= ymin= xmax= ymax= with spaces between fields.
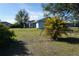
xmin=45 ymin=17 xmax=68 ymax=40
xmin=0 ymin=23 xmax=15 ymax=47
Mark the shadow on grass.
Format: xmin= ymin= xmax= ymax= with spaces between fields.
xmin=0 ymin=39 xmax=31 ymax=56
xmin=57 ymin=37 xmax=79 ymax=44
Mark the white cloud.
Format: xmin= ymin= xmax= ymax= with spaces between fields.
xmin=29 ymin=12 xmax=43 ymax=20
xmin=0 ymin=17 xmax=17 ymax=24
xmin=5 ymin=19 xmax=17 ymax=24
xmin=21 ymin=4 xmax=44 ymax=21
xmin=27 ymin=9 xmax=44 ymax=20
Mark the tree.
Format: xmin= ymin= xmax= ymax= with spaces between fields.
xmin=42 ymin=3 xmax=79 ymax=20
xmin=45 ymin=17 xmax=68 ymax=40
xmin=15 ymin=9 xmax=29 ymax=28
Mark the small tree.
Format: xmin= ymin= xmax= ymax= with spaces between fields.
xmin=45 ymin=17 xmax=68 ymax=40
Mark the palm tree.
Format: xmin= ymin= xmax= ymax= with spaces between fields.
xmin=45 ymin=17 xmax=68 ymax=40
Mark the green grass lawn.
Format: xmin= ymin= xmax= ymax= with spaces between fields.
xmin=10 ymin=28 xmax=79 ymax=56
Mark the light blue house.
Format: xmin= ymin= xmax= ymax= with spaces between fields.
xmin=36 ymin=18 xmax=45 ymax=29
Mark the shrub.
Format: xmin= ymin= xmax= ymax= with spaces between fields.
xmin=0 ymin=23 xmax=15 ymax=47
xmin=45 ymin=17 xmax=68 ymax=40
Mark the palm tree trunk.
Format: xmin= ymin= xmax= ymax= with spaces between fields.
xmin=53 ymin=31 xmax=58 ymax=41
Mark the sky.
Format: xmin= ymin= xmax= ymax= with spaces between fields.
xmin=0 ymin=3 xmax=44 ymax=24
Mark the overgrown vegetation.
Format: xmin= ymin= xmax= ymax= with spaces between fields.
xmin=45 ymin=17 xmax=69 ymax=40
xmin=42 ymin=3 xmax=79 ymax=20
xmin=0 ymin=23 xmax=15 ymax=47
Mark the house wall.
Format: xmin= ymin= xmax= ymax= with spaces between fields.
xmin=66 ymin=23 xmax=79 ymax=27
xmin=36 ymin=21 xmax=44 ymax=29
xmin=30 ymin=23 xmax=36 ymax=28
xmin=36 ymin=23 xmax=39 ymax=28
